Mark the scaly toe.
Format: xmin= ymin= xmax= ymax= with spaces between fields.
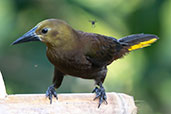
xmin=92 ymin=86 xmax=107 ymax=108
xmin=46 ymin=85 xmax=58 ymax=104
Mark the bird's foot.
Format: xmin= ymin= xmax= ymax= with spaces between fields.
xmin=46 ymin=85 xmax=57 ymax=104
xmin=92 ymin=86 xmax=108 ymax=108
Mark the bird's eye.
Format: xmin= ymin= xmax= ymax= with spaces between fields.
xmin=41 ymin=28 xmax=48 ymax=34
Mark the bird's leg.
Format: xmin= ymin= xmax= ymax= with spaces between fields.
xmin=46 ymin=84 xmax=57 ymax=104
xmin=46 ymin=67 xmax=64 ymax=104
xmin=92 ymin=82 xmax=107 ymax=108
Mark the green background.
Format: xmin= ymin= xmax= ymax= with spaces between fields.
xmin=0 ymin=0 xmax=171 ymax=113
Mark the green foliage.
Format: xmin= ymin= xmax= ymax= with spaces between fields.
xmin=0 ymin=0 xmax=170 ymax=113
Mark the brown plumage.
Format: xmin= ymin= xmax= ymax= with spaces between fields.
xmin=12 ymin=19 xmax=159 ymax=108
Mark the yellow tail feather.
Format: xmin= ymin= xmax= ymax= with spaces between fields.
xmin=128 ymin=38 xmax=157 ymax=51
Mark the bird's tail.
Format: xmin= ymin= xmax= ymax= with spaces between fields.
xmin=118 ymin=33 xmax=159 ymax=51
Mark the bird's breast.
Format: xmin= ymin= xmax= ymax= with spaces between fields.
xmin=46 ymin=47 xmax=98 ymax=78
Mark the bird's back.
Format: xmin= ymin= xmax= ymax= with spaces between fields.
xmin=77 ymin=31 xmax=128 ymax=67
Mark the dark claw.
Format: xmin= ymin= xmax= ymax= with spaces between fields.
xmin=92 ymin=86 xmax=107 ymax=108
xmin=46 ymin=85 xmax=58 ymax=104
xmin=98 ymin=96 xmax=103 ymax=108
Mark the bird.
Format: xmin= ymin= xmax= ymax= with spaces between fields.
xmin=12 ymin=19 xmax=159 ymax=108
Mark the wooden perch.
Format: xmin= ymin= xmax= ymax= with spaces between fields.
xmin=0 ymin=71 xmax=137 ymax=114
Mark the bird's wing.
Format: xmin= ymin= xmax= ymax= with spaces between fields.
xmin=82 ymin=33 xmax=122 ymax=67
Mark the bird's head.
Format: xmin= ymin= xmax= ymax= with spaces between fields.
xmin=12 ymin=19 xmax=76 ymax=47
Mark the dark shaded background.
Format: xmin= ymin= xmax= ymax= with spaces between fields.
xmin=0 ymin=0 xmax=171 ymax=113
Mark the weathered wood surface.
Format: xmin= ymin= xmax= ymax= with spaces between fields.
xmin=0 ymin=71 xmax=137 ymax=114
xmin=0 ymin=93 xmax=137 ymax=114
